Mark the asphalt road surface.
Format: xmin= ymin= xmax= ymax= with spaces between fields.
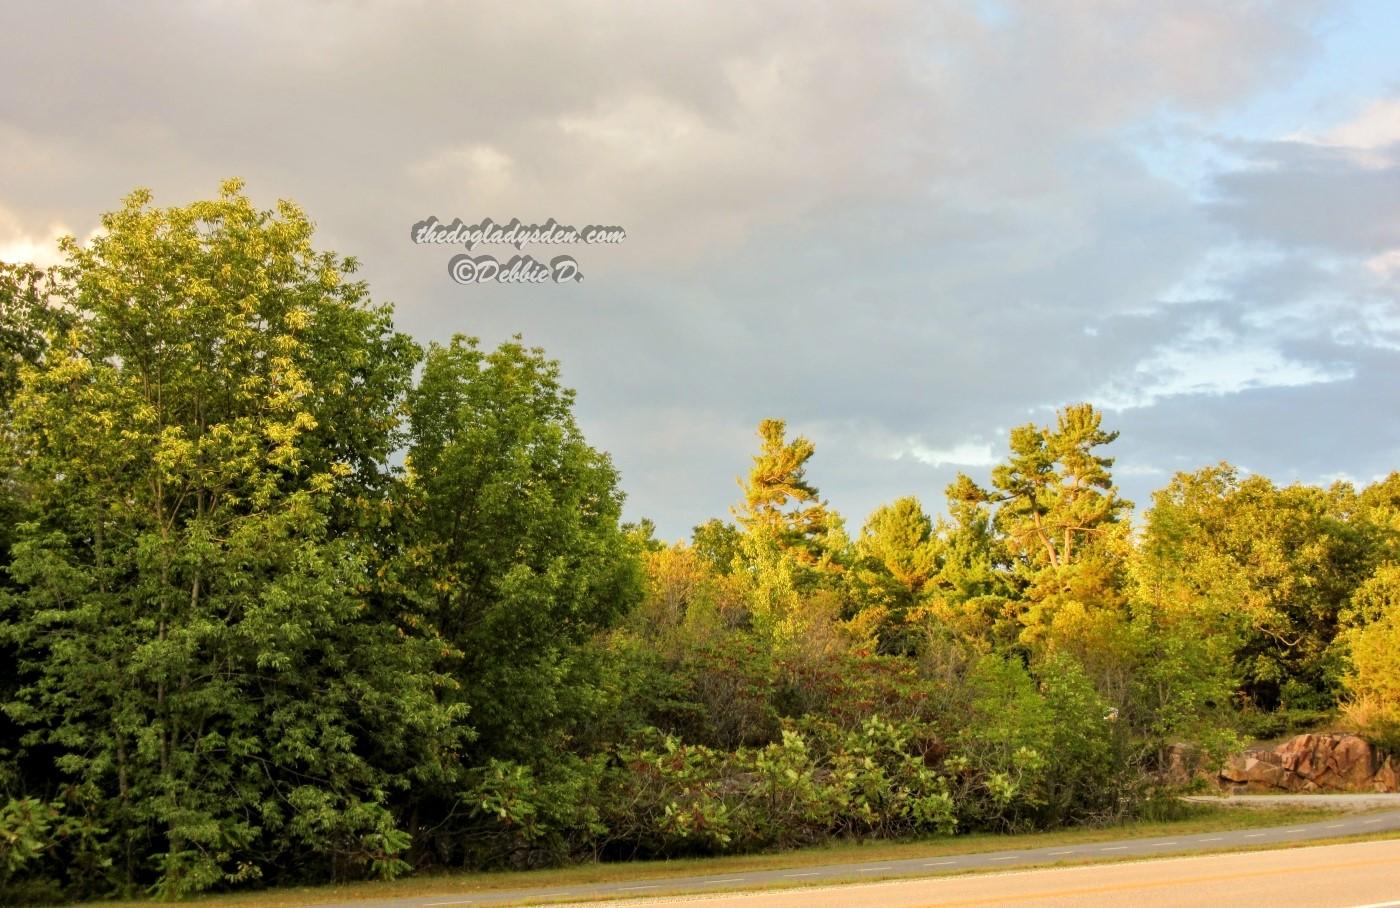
xmin=562 ymin=839 xmax=1400 ymax=907
xmin=327 ymin=797 xmax=1400 ymax=907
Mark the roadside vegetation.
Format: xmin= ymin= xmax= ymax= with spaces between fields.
xmin=74 ymin=803 xmax=1353 ymax=908
xmin=2 ymin=183 xmax=1398 ymax=903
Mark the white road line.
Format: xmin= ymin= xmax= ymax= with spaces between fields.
xmin=855 ymin=866 xmax=893 ymax=872
xmin=1101 ymin=846 xmax=1128 ymax=851
xmin=1048 ymin=850 xmax=1075 ymax=855
xmin=704 ymin=877 xmax=747 ymax=884
xmin=619 ymin=884 xmax=659 ymax=891
xmin=1151 ymin=841 xmax=1178 ymax=846
xmin=990 ymin=856 xmax=1018 ymax=861
xmin=1244 ymin=833 xmax=1266 ymax=838
xmin=784 ymin=871 xmax=820 ymax=877
xmin=1326 ymin=824 xmax=1348 ymax=829
xmin=1286 ymin=828 xmax=1307 ymax=833
xmin=1362 ymin=818 xmax=1384 ymax=824
xmin=925 ymin=860 xmax=958 ymax=866
xmin=1200 ymin=837 xmax=1224 ymax=842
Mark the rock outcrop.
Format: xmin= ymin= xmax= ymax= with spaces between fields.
xmin=1220 ymin=733 xmax=1399 ymax=793
xmin=1161 ymin=742 xmax=1207 ymax=786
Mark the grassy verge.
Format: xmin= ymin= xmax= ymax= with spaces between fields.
xmin=80 ymin=803 xmax=1359 ymax=907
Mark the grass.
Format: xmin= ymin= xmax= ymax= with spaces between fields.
xmin=77 ymin=802 xmax=1363 ymax=907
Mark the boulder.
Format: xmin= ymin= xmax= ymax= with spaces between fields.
xmin=1220 ymin=733 xmax=1398 ymax=793
xmin=1162 ymin=742 xmax=1202 ymax=786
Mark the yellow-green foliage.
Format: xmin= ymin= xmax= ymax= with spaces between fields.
xmin=1342 ymin=565 xmax=1400 ymax=751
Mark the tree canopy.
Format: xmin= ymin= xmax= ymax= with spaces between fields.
xmin=2 ymin=183 xmax=1396 ymax=903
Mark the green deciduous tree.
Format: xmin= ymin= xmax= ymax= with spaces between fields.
xmin=1137 ymin=464 xmax=1379 ymax=710
xmin=393 ymin=335 xmax=641 ymax=760
xmin=1340 ymin=564 xmax=1400 ymax=751
xmin=1 ymin=182 xmax=462 ymax=898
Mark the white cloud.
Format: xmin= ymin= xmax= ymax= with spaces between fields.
xmin=1093 ymin=318 xmax=1353 ymax=411
xmin=1320 ymin=97 xmax=1400 ymax=151
xmin=1365 ymin=248 xmax=1400 ymax=278
xmin=409 ymin=143 xmax=516 ymax=191
xmin=1116 ymin=463 xmax=1166 ymax=477
xmin=893 ymin=439 xmax=999 ymax=468
xmin=0 ymin=206 xmax=69 ymax=268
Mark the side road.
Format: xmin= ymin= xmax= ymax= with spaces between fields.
xmin=324 ymin=796 xmax=1400 ymax=908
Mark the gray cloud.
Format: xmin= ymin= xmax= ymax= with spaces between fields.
xmin=4 ymin=0 xmax=1396 ymax=537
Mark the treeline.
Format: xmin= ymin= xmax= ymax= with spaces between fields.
xmin=1 ymin=183 xmax=1398 ymax=902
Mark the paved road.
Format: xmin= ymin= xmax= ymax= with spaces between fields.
xmin=560 ymin=839 xmax=1400 ymax=907
xmin=325 ymin=799 xmax=1400 ymax=907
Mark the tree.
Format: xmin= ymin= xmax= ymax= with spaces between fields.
xmin=848 ymin=497 xmax=939 ymax=653
xmin=726 ymin=420 xmax=847 ymax=648
xmin=911 ymin=493 xmax=1016 ymax=654
xmin=733 ymin=419 xmax=841 ymax=576
xmin=691 ymin=518 xmax=742 ymax=575
xmin=950 ymin=404 xmax=1129 ymax=574
xmin=0 ymin=262 xmax=70 ymax=414
xmin=1 ymin=182 xmax=462 ymax=897
xmin=1 ymin=262 xmax=73 ymax=818
xmin=947 ymin=405 xmax=1131 ymax=657
xmin=1339 ymin=564 xmax=1400 ymax=750
xmin=1137 ymin=465 xmax=1378 ymax=710
xmin=393 ymin=335 xmax=640 ymax=763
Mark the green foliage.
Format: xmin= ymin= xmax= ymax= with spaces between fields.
xmin=393 ymin=335 xmax=641 ymax=762
xmin=1138 ymin=464 xmax=1383 ymax=710
xmin=848 ymin=497 xmax=939 ymax=654
xmin=1340 ymin=564 xmax=1400 ymax=751
xmin=733 ymin=420 xmax=845 ymax=599
xmin=0 ymin=798 xmax=58 ymax=883
xmin=591 ymin=717 xmax=956 ymax=859
xmin=3 ymin=183 xmax=1397 ymax=901
xmin=950 ymin=403 xmax=1130 ymax=576
xmin=691 ymin=519 xmax=742 ymax=575
xmin=1 ymin=183 xmax=462 ymax=898
xmin=0 ymin=262 xmax=71 ymax=414
xmin=470 ymin=756 xmax=610 ymax=867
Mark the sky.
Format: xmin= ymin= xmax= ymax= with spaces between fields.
xmin=2 ymin=0 xmax=1399 ymax=540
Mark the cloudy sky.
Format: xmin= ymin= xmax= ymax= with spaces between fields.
xmin=3 ymin=1 xmax=1399 ymax=538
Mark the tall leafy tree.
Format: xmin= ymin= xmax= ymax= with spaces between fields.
xmin=1340 ymin=564 xmax=1400 ymax=749
xmin=690 ymin=518 xmax=742 ymax=576
xmin=394 ymin=335 xmax=640 ymax=764
xmin=0 ymin=262 xmax=74 ymax=859
xmin=1 ymin=183 xmax=461 ymax=897
xmin=0 ymin=262 xmax=70 ymax=413
xmin=1138 ymin=465 xmax=1379 ymax=709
